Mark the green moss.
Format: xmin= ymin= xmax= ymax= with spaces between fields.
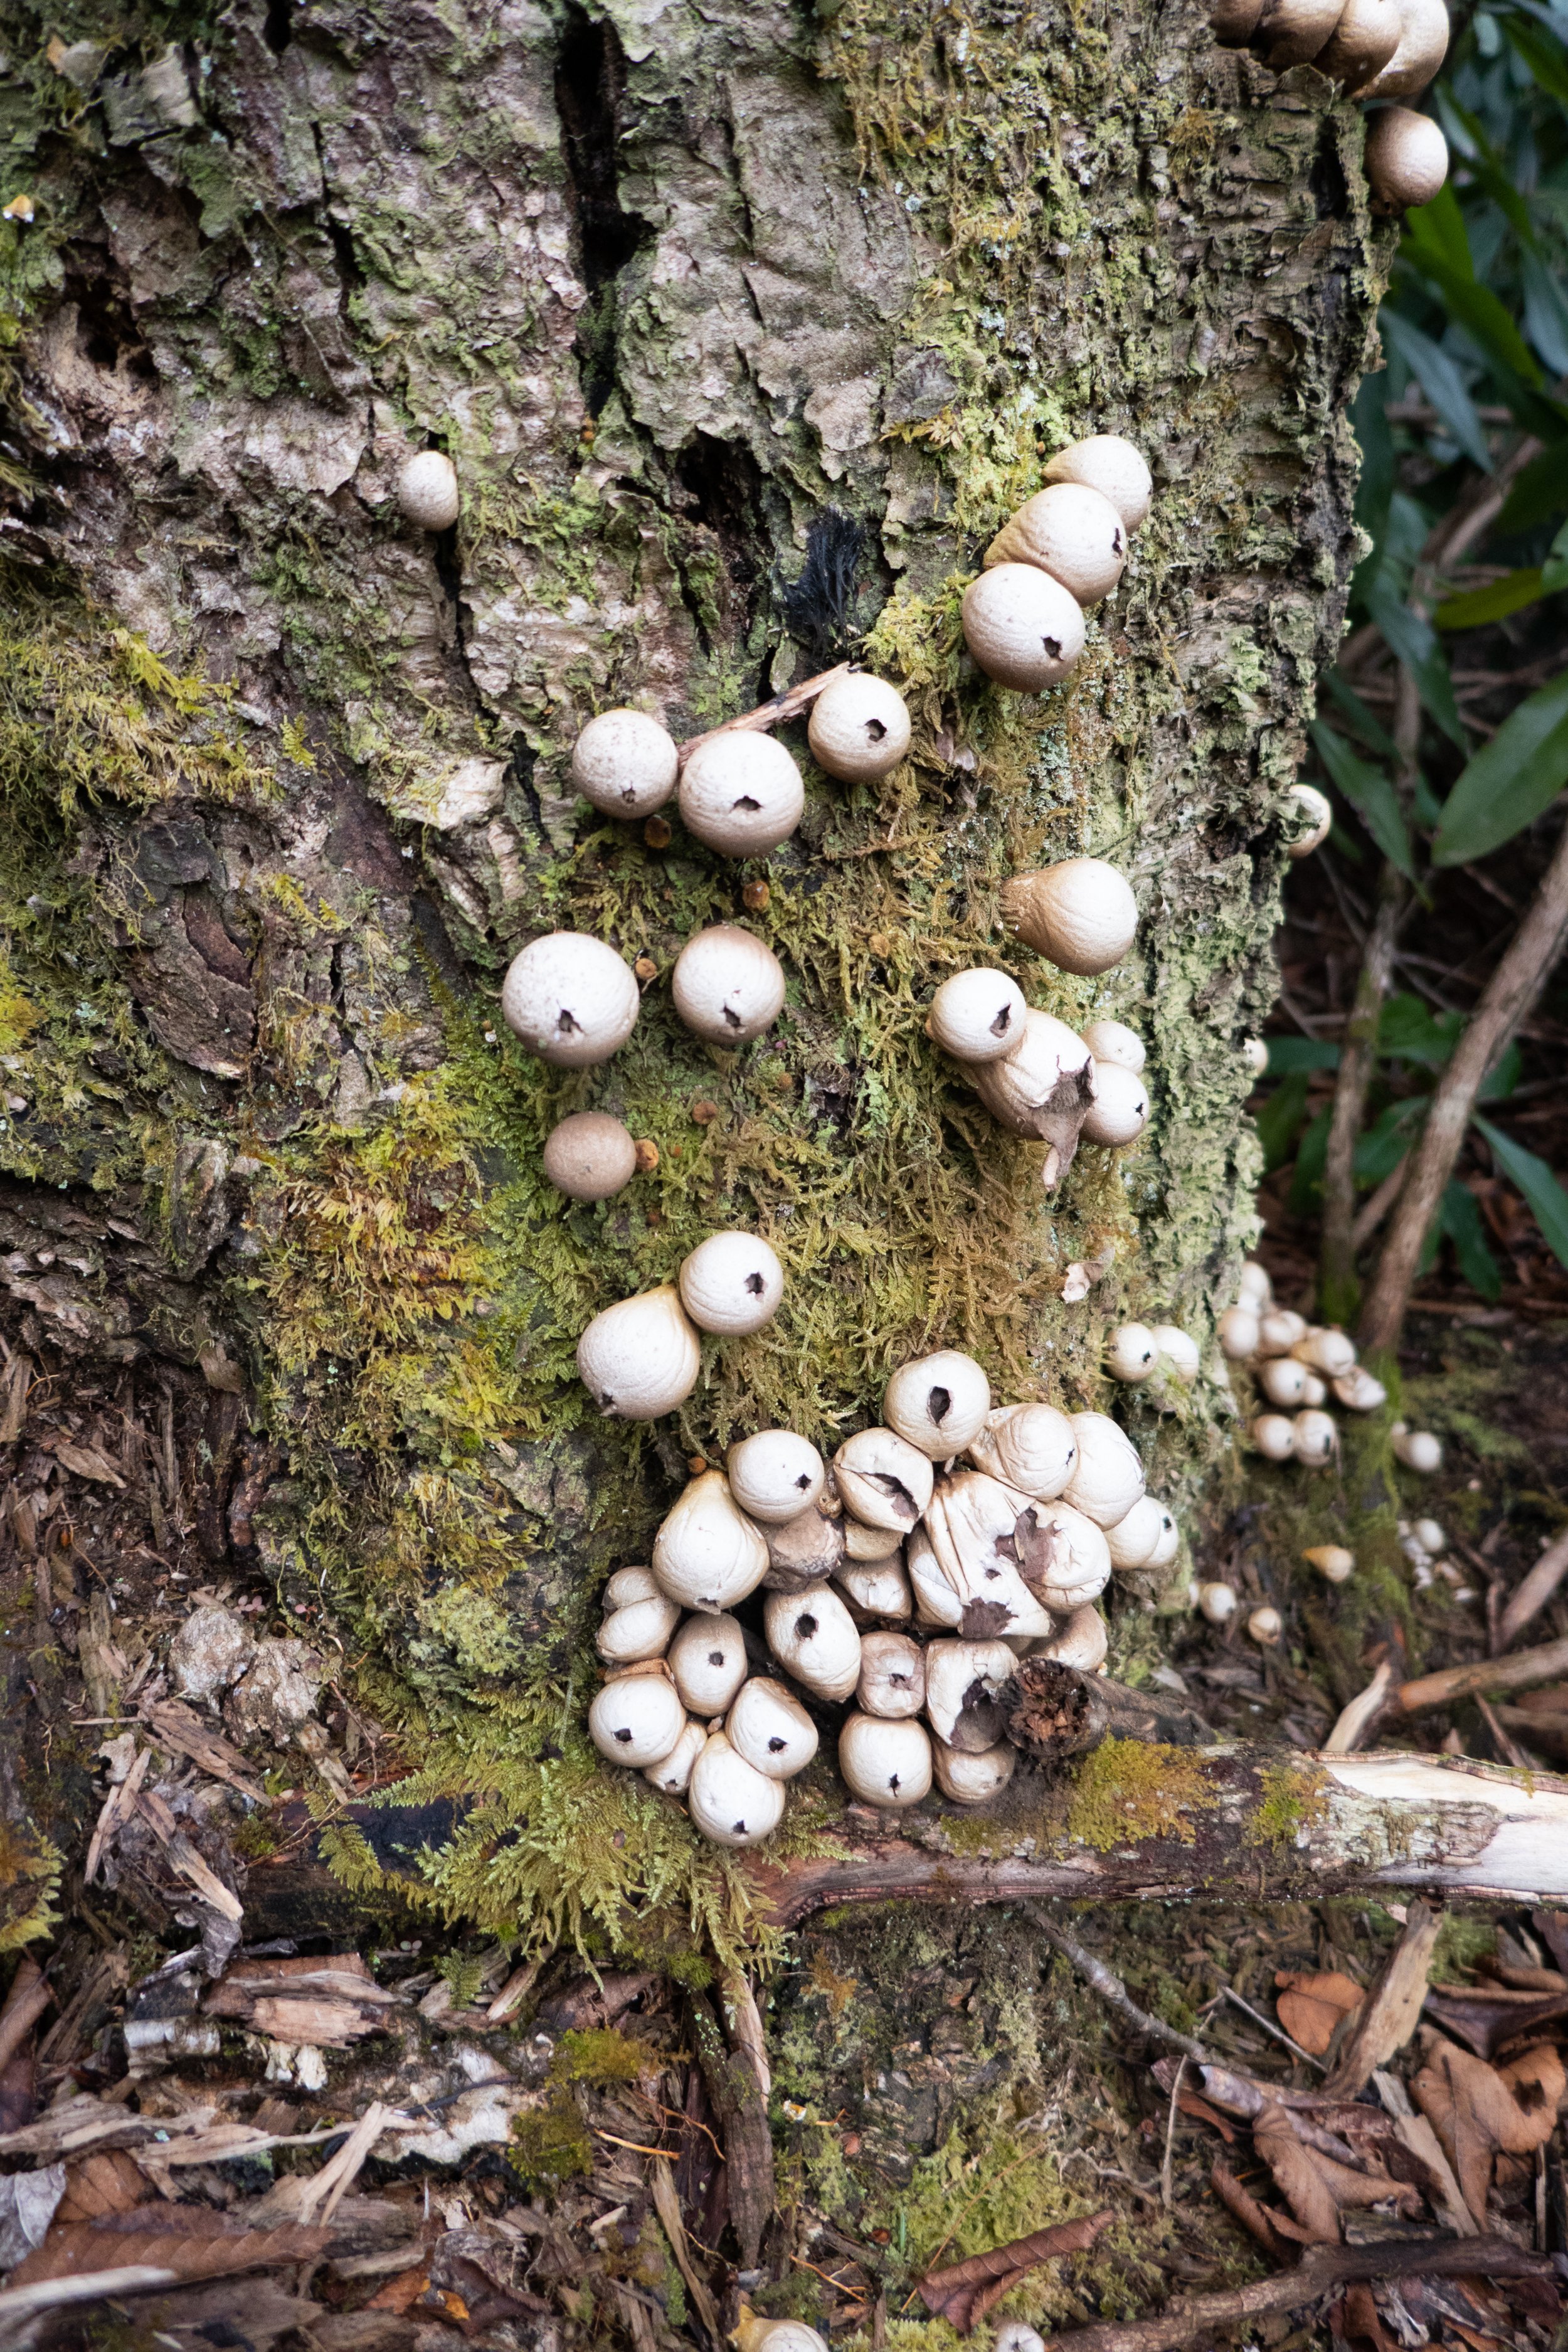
xmin=508 ymin=2092 xmax=595 ymax=2193
xmin=1248 ymin=1761 xmax=1330 ymax=1852
xmin=1066 ymin=1739 xmax=1219 ymax=1853
xmin=551 ymin=2027 xmax=655 ymax=2087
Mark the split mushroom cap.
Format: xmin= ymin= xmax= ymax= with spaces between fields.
xmin=983 ymin=481 xmax=1128 ymax=607
xmin=1237 ymin=1259 xmax=1273 ymax=1308
xmin=1292 ymin=1409 xmax=1340 ymax=1465
xmin=763 ymin=1581 xmax=862 ymax=1700
xmin=1242 ymin=1036 xmax=1269 ymax=1077
xmin=1360 ymin=0 xmax=1450 ymax=98
xmin=543 ymin=1111 xmax=639 ymax=1203
xmin=727 ymin=1430 xmax=826 ymax=1523
xmin=1043 ymin=435 xmax=1153 ymax=534
xmin=1256 ymin=1307 xmax=1308 ymax=1358
xmin=1000 ymin=859 xmax=1138 ymax=976
xmin=1151 ymin=1325 xmax=1200 ymax=1382
xmin=728 ymin=1676 xmax=820 ymax=1780
xmin=1079 ymin=1017 xmax=1146 ymax=1073
xmin=570 ymin=708 xmax=679 ymax=818
xmin=928 ymin=968 xmax=1030 ymax=1063
xmin=967 ymin=1402 xmax=1078 ymax=1498
xmin=678 ymin=731 xmax=805 ymax=857
xmin=834 ymin=1427 xmax=936 ymax=1531
xmin=502 ymin=932 xmax=640 ymax=1068
xmin=923 ymin=1637 xmax=1018 ymax=1749
xmin=807 ymin=672 xmax=913 ymax=782
xmin=1104 ymin=1491 xmax=1167 ymax=1569
xmin=1254 ymin=0 xmax=1345 ymax=66
xmin=1248 ymin=1604 xmax=1284 ymax=1647
xmin=1062 ymin=1411 xmax=1145 ymax=1528
xmin=961 ymin=562 xmax=1086 ymax=692
xmin=652 ymin=1471 xmax=770 ymax=1612
xmin=842 ymin=1515 xmax=907 ymax=1563
xmin=884 ymin=1350 xmax=993 ymax=1459
xmin=1217 ymin=1305 xmax=1261 ymax=1361
xmin=1081 ymin=1061 xmax=1150 ymax=1148
xmin=1198 ymin=1581 xmax=1238 ymax=1624
xmin=679 ymin=1231 xmax=785 ymax=1336
xmin=1258 ymin=1355 xmax=1310 ymax=1409
xmin=672 ymin=926 xmax=787 ymax=1045
xmin=933 ymin=1737 xmax=1017 ymax=1804
xmin=644 ymin=1717 xmax=707 ymax=1795
xmin=918 ymin=1474 xmax=1059 ymax=1635
xmin=588 ymin=1674 xmax=687 ymax=1767
xmin=396 ymin=448 xmax=460 ymax=531
xmin=687 ymin=1731 xmax=787 ymax=1846
xmin=1033 ymin=1600 xmax=1109 ymax=1673
xmin=578 ymin=1285 xmax=702 ymax=1420
xmin=857 ymin=1629 xmax=926 ymax=1718
xmin=1286 ymin=783 xmax=1333 ymax=859
xmin=1318 ymin=0 xmax=1402 ymax=83
xmin=837 ymin=1712 xmax=933 ymax=1808
xmin=837 ymin=1555 xmax=913 ymax=1616
xmin=1293 ymin=1325 xmax=1357 ymax=1377
xmin=1365 ymin=106 xmax=1449 ymax=212
xmin=1251 ymin=1412 xmax=1298 ymax=1462
xmin=1009 ymin=1500 xmax=1112 ymax=1611
xmin=667 ymin=1611 xmax=750 ymax=1715
xmin=1304 ymin=1544 xmax=1355 ymax=1583
xmin=1105 ymin=1323 xmax=1158 ymax=1384
xmin=1392 ymin=1424 xmax=1443 ymax=1473
xmin=1333 ymin=1366 xmax=1388 ymax=1412
xmin=1414 ymin=1516 xmax=1447 ymax=1555
xmin=603 ymin=1565 xmax=660 ymax=1608
xmin=596 ymin=1595 xmax=682 ymax=1665
xmin=970 ymin=1009 xmax=1096 ymax=1177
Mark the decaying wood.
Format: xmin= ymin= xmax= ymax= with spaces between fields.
xmin=918 ymin=2208 xmax=1115 ymax=2332
xmin=1497 ymin=1530 xmax=1568 ymax=1650
xmin=1007 ymin=1666 xmax=1214 ymax=1762
xmin=1395 ymin=1635 xmax=1568 ymax=1717
xmin=687 ymin=1990 xmax=773 ymax=2272
xmin=1324 ymin=1899 xmax=1441 ymax=2097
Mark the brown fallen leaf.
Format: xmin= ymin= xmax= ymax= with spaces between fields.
xmin=1423 ymin=1980 xmax=1568 ymax=2061
xmin=1334 ymin=2280 xmax=1400 ymax=2352
xmin=8 ymin=2208 xmax=331 ymax=2288
xmin=1251 ymin=2107 xmax=1342 ymax=2243
xmin=1274 ymin=1969 xmax=1364 ymax=2058
xmin=1176 ymin=2089 xmax=1236 ymax=2143
xmin=1496 ymin=2041 xmax=1567 ymax=2126
xmin=1412 ymin=2033 xmax=1563 ymax=2223
xmin=364 ymin=2268 xmax=430 ymax=2313
xmin=53 ymin=1438 xmax=125 ymax=1487
xmin=918 ymin=2209 xmax=1115 ymax=2333
xmin=55 ymin=2151 xmax=151 ymax=2223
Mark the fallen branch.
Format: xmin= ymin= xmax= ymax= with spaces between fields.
xmin=1024 ymin=1912 xmax=1215 ymax=2063
xmin=919 ymin=2208 xmax=1115 ymax=2332
xmin=1396 ymin=1634 xmax=1568 ymax=1717
xmin=1497 ymin=1527 xmax=1568 ymax=1650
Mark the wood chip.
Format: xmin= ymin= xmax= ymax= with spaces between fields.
xmin=650 ymin=2158 xmax=723 ymax=2343
xmin=140 ymin=1699 xmax=268 ymax=1803
xmin=1325 ymin=1898 xmax=1441 ymax=2097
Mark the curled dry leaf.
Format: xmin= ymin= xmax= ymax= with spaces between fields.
xmin=1412 ymin=2034 xmax=1565 ymax=2224
xmin=1251 ymin=2106 xmax=1342 ymax=2243
xmin=1274 ymin=1969 xmax=1364 ymax=2058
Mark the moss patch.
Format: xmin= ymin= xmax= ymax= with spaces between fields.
xmin=1066 ymin=1739 xmax=1219 ymax=1853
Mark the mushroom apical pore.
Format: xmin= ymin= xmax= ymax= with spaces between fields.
xmin=1199 ymin=1581 xmax=1237 ymax=1624
xmin=884 ymin=1350 xmax=992 ymax=1458
xmin=728 ymin=1677 xmax=819 ymax=1779
xmin=678 ymin=731 xmax=805 ymax=856
xmin=501 ymin=932 xmax=640 ymax=1068
xmin=679 ymin=1231 xmax=785 ymax=1335
xmin=1105 ymin=1324 xmax=1158 ymax=1384
xmin=969 ymin=1009 xmax=1097 ymax=1183
xmin=857 ymin=1630 xmax=926 ymax=1718
xmin=807 ymin=672 xmax=912 ymax=781
xmin=923 ymin=1637 xmax=1018 ymax=1750
xmin=1063 ymin=1412 xmax=1145 ymax=1528
xmin=1081 ymin=1061 xmax=1150 ymax=1147
xmin=1286 ymin=783 xmax=1333 ymax=859
xmin=652 ymin=1471 xmax=770 ymax=1612
xmin=1000 ymin=859 xmax=1138 ymax=976
xmin=543 ymin=1111 xmax=638 ymax=1203
xmin=687 ymin=1732 xmax=787 ymax=1846
xmin=1079 ymin=1017 xmax=1146 ymax=1073
xmin=1247 ymin=1605 xmax=1284 ymax=1648
xmin=588 ymin=1675 xmax=686 ymax=1768
xmin=1365 ymin=106 xmax=1449 ymax=211
xmin=1292 ymin=1409 xmax=1339 ymax=1466
xmin=671 ymin=926 xmax=786 ymax=1045
xmin=927 ymin=968 xmax=1029 ymax=1062
xmin=834 ymin=1428 xmax=935 ymax=1532
xmin=918 ymin=1474 xmax=1059 ymax=1635
xmin=577 ymin=1285 xmax=702 ymax=1420
xmin=667 ymin=1612 xmax=749 ymax=1715
xmin=396 ymin=448 xmax=460 ymax=531
xmin=1360 ymin=0 xmax=1449 ymax=98
xmin=984 ymin=482 xmax=1128 ymax=606
xmin=967 ymin=1402 xmax=1078 ymax=1498
xmin=570 ymin=708 xmax=679 ymax=818
xmin=1258 ymin=1355 xmax=1310 ymax=1409
xmin=934 ymin=1739 xmax=1017 ymax=1804
xmin=763 ymin=1582 xmax=862 ymax=1700
xmin=837 ymin=1712 xmax=933 ymax=1808
xmin=961 ymin=562 xmax=1086 ymax=692
xmin=1043 ymin=435 xmax=1153 ymax=533
xmin=727 ymin=1430 xmax=825 ymax=1523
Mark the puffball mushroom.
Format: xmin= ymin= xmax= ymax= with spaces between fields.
xmin=1063 ymin=1412 xmax=1145 ymax=1528
xmin=858 ymin=1630 xmax=926 ymax=1717
xmin=927 ymin=968 xmax=1029 ymax=1063
xmin=837 ymin=1554 xmax=913 ymax=1615
xmin=570 ymin=708 xmax=679 ymax=818
xmin=1251 ymin=1412 xmax=1298 ymax=1463
xmin=1254 ymin=0 xmax=1344 ymax=66
xmin=1333 ymin=1367 xmax=1388 ymax=1412
xmin=1248 ymin=1604 xmax=1284 ymax=1648
xmin=838 ymin=1712 xmax=933 ymax=1808
xmin=842 ymin=1515 xmax=907 ymax=1563
xmin=679 ymin=1231 xmax=785 ymax=1336
xmin=923 ymin=1638 xmax=1017 ymax=1750
xmin=1286 ymin=783 xmax=1333 ymax=859
xmin=727 ymin=1430 xmax=825 ymax=1523
xmin=968 ymin=1402 xmax=1078 ymax=1498
xmin=603 ymin=1565 xmax=660 ymax=1608
xmin=1256 ymin=1308 xmax=1308 ymax=1357
xmin=578 ymin=1285 xmax=702 ymax=1420
xmin=1104 ymin=1492 xmax=1168 ymax=1569
xmin=1043 ymin=435 xmax=1153 ymax=535
xmin=1415 ymin=1517 xmax=1447 ymax=1555
xmin=667 ymin=1612 xmax=749 ymax=1716
xmin=1034 ymin=1600 xmax=1110 ymax=1673
xmin=1106 ymin=1324 xmax=1158 ymax=1384
xmin=678 ymin=731 xmax=805 ymax=857
xmin=1318 ymin=0 xmax=1403 ymax=84
xmin=734 ymin=2323 xmax=829 ymax=2352
xmin=961 ymin=563 xmax=1086 ymax=692
xmin=1365 ymin=106 xmax=1449 ymax=212
xmin=969 ymin=1009 xmax=1097 ymax=1184
xmin=763 ymin=1503 xmax=844 ymax=1589
xmin=763 ymin=1582 xmax=862 ymax=1701
xmin=1151 ymin=1325 xmax=1200 ymax=1382
xmin=652 ymin=1472 xmax=770 ymax=1612
xmin=1304 ymin=1544 xmax=1355 ymax=1584
xmin=596 ymin=1595 xmax=682 ymax=1665
xmin=1143 ymin=1504 xmax=1181 ymax=1570
xmin=1293 ymin=1409 xmax=1339 ymax=1466
xmin=993 ymin=2329 xmax=1047 ymax=2352
xmin=1258 ymin=1355 xmax=1310 ymax=1409
xmin=728 ymin=1677 xmax=819 ymax=1779
xmin=1009 ymin=1500 xmax=1112 ymax=1612
xmin=1300 ymin=1372 xmax=1328 ymax=1407
xmin=502 ymin=932 xmax=640 ymax=1068
xmin=396 ymin=448 xmax=460 ymax=531
xmin=688 ymin=1732 xmax=787 ymax=1846
xmin=672 ymin=926 xmax=786 ymax=1045
xmin=934 ymin=1739 xmax=1017 ymax=1804
xmin=644 ymin=1717 xmax=706 ymax=1795
xmin=1198 ymin=1581 xmax=1237 ymax=1624
xmin=1000 ymin=859 xmax=1138 ymax=977
xmin=1080 ymin=1017 xmax=1146 ymax=1073
xmin=1294 ymin=1326 xmax=1357 ymax=1377
xmin=1243 ymin=1036 xmax=1269 ymax=1078
xmin=834 ymin=1427 xmax=935 ymax=1532
xmin=1218 ymin=1305 xmax=1261 ymax=1361
xmin=543 ymin=1111 xmax=638 ymax=1203
xmin=1361 ymin=0 xmax=1449 ymax=98
xmin=885 ymin=1350 xmax=992 ymax=1459
xmin=1392 ymin=1424 xmax=1443 ymax=1473
xmin=588 ymin=1675 xmax=686 ymax=1768
xmin=984 ymin=482 xmax=1128 ymax=607
xmin=1210 ymin=0 xmax=1264 ymax=38
xmin=807 ymin=672 xmax=912 ymax=781
xmin=1082 ymin=1061 xmax=1150 ymax=1148
xmin=1237 ymin=1259 xmax=1273 ymax=1308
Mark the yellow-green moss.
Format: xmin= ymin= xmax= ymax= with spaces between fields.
xmin=1247 ymin=1761 xmax=1330 ymax=1852
xmin=1066 ymin=1738 xmax=1219 ymax=1853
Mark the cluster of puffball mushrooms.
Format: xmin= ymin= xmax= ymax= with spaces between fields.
xmin=586 ymin=1348 xmax=1179 ymax=1846
xmin=1211 ymin=0 xmax=1451 ymax=211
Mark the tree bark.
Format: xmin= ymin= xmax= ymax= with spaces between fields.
xmin=0 ymin=0 xmax=1393 ymax=1947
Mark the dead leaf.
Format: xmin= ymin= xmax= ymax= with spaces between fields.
xmin=1251 ymin=2107 xmax=1340 ymax=2243
xmin=53 ymin=1438 xmax=125 ymax=1488
xmin=364 ymin=2265 xmax=432 ymax=2312
xmin=0 ymin=2166 xmax=65 ymax=2269
xmin=7 ymin=2208 xmax=332 ymax=2288
xmin=1412 ymin=2033 xmax=1563 ymax=2223
xmin=1275 ymin=1969 xmax=1364 ymax=2058
xmin=1424 ymin=1981 xmax=1568 ymax=2060
xmin=56 ymin=2151 xmax=151 ymax=2223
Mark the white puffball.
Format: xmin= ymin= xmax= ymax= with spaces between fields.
xmin=1063 ymin=1412 xmax=1145 ymax=1528
xmin=1258 ymin=1355 xmax=1310 ymax=1409
xmin=1236 ymin=1260 xmax=1273 ymax=1309
xmin=726 ymin=1431 xmax=825 ymax=1523
xmin=1292 ymin=1409 xmax=1339 ymax=1466
xmin=543 ymin=1112 xmax=638 ymax=1204
xmin=1079 ymin=1017 xmax=1146 ymax=1072
xmin=396 ymin=448 xmax=460 ymax=531
xmin=688 ymin=1732 xmax=787 ymax=1846
xmin=1001 ymin=859 xmax=1138 ymax=978
xmin=928 ymin=969 xmax=1029 ymax=1064
xmin=1151 ymin=1326 xmax=1200 ymax=1382
xmin=1256 ymin=1308 xmax=1308 ymax=1358
xmin=672 ymin=926 xmax=786 ymax=1044
xmin=501 ymin=932 xmax=640 ymax=1068
xmin=596 ymin=1595 xmax=681 ymax=1665
xmin=1251 ymin=1413 xmax=1297 ymax=1462
xmin=1043 ymin=434 xmax=1153 ymax=533
xmin=667 ymin=1613 xmax=749 ymax=1716
xmin=1414 ymin=1517 xmax=1447 ymax=1555
xmin=837 ymin=1712 xmax=933 ymax=1808
xmin=588 ymin=1675 xmax=686 ymax=1767
xmin=728 ymin=1677 xmax=819 ymax=1780
xmin=1106 ymin=1324 xmax=1158 ymax=1384
xmin=577 ymin=1285 xmax=702 ymax=1420
xmin=1286 ymin=783 xmax=1332 ymax=859
xmin=857 ymin=1631 xmax=926 ymax=1719
xmin=570 ymin=709 xmax=679 ymax=818
xmin=933 ymin=1739 xmax=1016 ymax=1804
xmin=961 ymin=562 xmax=1086 ymax=692
xmin=1083 ymin=1061 xmax=1150 ymax=1148
xmin=603 ymin=1565 xmax=660 ymax=1609
xmin=1104 ymin=1492 xmax=1166 ymax=1569
xmin=764 ymin=1582 xmax=862 ymax=1701
xmin=1217 ymin=1305 xmax=1260 ymax=1361
xmin=1198 ymin=1581 xmax=1237 ymax=1624
xmin=807 ymin=672 xmax=912 ymax=781
xmin=679 ymin=732 xmax=804 ymax=856
xmin=644 ymin=1718 xmax=706 ymax=1795
xmin=885 ymin=1351 xmax=992 ymax=1459
xmin=984 ymin=481 xmax=1128 ymax=607
xmin=1393 ymin=1426 xmax=1443 ymax=1475
xmin=1247 ymin=1605 xmax=1283 ymax=1648
xmin=679 ymin=1232 xmax=785 ymax=1336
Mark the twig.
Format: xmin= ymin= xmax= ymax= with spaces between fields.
xmin=1351 ymin=1155 xmax=1409 ymax=1251
xmin=1395 ymin=1631 xmax=1568 ymax=1715
xmin=675 ymin=662 xmax=852 ymax=763
xmin=1217 ymin=1985 xmax=1327 ymax=2072
xmin=1160 ymin=2057 xmax=1186 ymax=2208
xmin=1025 ymin=1910 xmax=1214 ymax=2063
xmin=1324 ymin=1660 xmax=1393 ymax=1754
xmin=0 ymin=1956 xmax=52 ymax=2077
xmin=1478 ymin=1693 xmax=1535 ymax=1768
xmin=1498 ymin=1527 xmax=1568 ymax=1650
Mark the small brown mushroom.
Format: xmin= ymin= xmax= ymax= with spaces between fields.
xmin=1365 ymin=106 xmax=1449 ymax=211
xmin=543 ymin=1111 xmax=638 ymax=1202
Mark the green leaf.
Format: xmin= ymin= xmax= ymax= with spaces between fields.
xmin=1475 ymin=1115 xmax=1568 ymax=1272
xmin=1265 ymin=1036 xmax=1342 ymax=1074
xmin=1355 ymin=1096 xmax=1428 ymax=1184
xmin=1433 ymin=664 xmax=1568 ymax=864
xmin=1496 ymin=440 xmax=1568 ymax=536
xmin=1367 ymin=581 xmax=1468 ymax=750
xmin=1503 ymin=13 xmax=1568 ymax=111
xmin=1321 ymin=670 xmax=1399 ymax=761
xmin=1441 ymin=1181 xmax=1503 ymax=1301
xmin=1403 ymin=179 xmax=1473 ymax=280
xmin=1542 ymin=519 xmax=1568 ymax=597
xmin=1379 ymin=993 xmax=1461 ymax=1065
xmin=1289 ymin=1106 xmax=1332 ymax=1216
xmin=1256 ymin=1071 xmax=1311 ymax=1173
xmin=1434 ymin=568 xmax=1547 ymax=630
xmin=1380 ymin=309 xmax=1494 ymax=471
xmin=1478 ymin=1039 xmax=1522 ymax=1103
xmin=1310 ymin=723 xmax=1417 ymax=877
